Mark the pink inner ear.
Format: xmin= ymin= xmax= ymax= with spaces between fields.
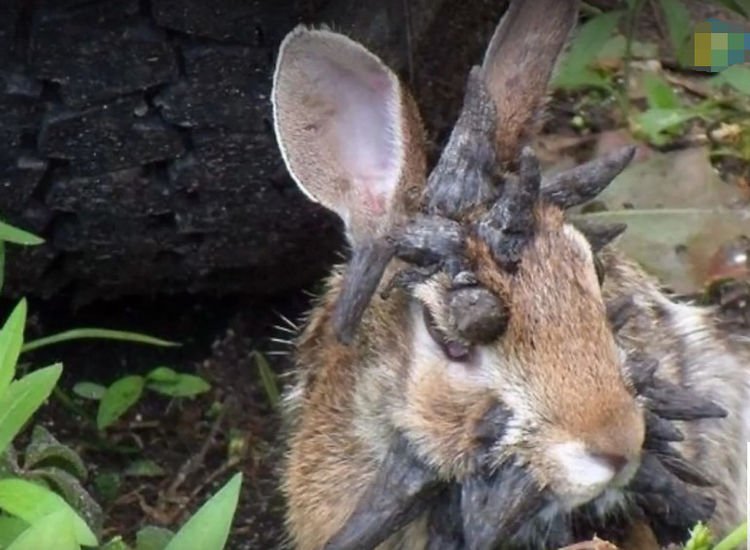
xmin=309 ymin=54 xmax=402 ymax=222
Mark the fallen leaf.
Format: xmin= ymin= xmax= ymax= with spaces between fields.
xmin=573 ymin=146 xmax=750 ymax=293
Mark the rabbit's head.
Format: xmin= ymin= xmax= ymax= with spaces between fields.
xmin=273 ymin=0 xmax=643 ymax=510
xmin=271 ymin=1 xmax=681 ymax=546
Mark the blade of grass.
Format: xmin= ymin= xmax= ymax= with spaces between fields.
xmin=0 ymin=221 xmax=43 ymax=246
xmin=0 ymin=364 xmax=62 ymax=457
xmin=0 ymin=242 xmax=5 ymax=294
xmin=253 ymin=352 xmax=280 ymax=406
xmin=658 ymin=0 xmax=692 ymax=66
xmin=21 ymin=329 xmax=180 ymax=354
xmin=163 ymin=473 xmax=242 ymax=550
xmin=713 ymin=522 xmax=747 ymax=550
xmin=0 ymin=300 xmax=28 ymax=396
xmin=622 ymin=0 xmax=647 ymax=118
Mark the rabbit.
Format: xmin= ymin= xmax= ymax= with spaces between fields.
xmin=270 ymin=0 xmax=749 ymax=548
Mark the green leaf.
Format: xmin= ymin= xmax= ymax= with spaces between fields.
xmin=633 ymin=107 xmax=699 ymax=145
xmin=642 ymin=72 xmax=681 ymax=109
xmin=100 ymin=536 xmax=133 ymax=550
xmin=0 ymin=515 xmax=29 ymax=547
xmin=97 ymin=376 xmax=144 ymax=430
xmin=573 ymin=146 xmax=750 ymax=294
xmin=713 ymin=521 xmax=747 ymax=550
xmin=0 ymin=222 xmax=43 ymax=246
xmin=71 ymin=382 xmax=106 ymax=401
xmin=596 ymin=35 xmax=658 ymax=64
xmin=658 ymin=0 xmax=692 ymax=66
xmin=253 ymin=353 xmax=279 ymax=407
xmin=553 ymin=11 xmax=623 ymax=90
xmin=684 ymin=521 xmax=714 ymax=550
xmin=22 ymin=329 xmax=180 ymax=354
xmin=163 ymin=473 xmax=242 ymax=550
xmin=93 ymin=472 xmax=121 ymax=505
xmin=146 ymin=374 xmax=210 ymax=398
xmin=710 ymin=64 xmax=750 ymax=95
xmin=28 ymin=467 xmax=103 ymax=535
xmin=135 ymin=526 xmax=174 ymax=550
xmin=124 ymin=459 xmax=166 ymax=478
xmin=24 ymin=425 xmax=88 ymax=480
xmin=5 ymin=509 xmax=79 ymax=550
xmin=0 ymin=477 xmax=97 ymax=546
xmin=0 ymin=364 xmax=62 ymax=456
xmin=145 ymin=367 xmax=179 ymax=383
xmin=0 ymin=242 xmax=5 ymax=295
xmin=0 ymin=300 xmax=28 ymax=397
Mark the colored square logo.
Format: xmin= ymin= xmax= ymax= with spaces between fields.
xmin=691 ymin=19 xmax=750 ymax=72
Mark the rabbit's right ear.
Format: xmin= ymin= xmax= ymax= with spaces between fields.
xmin=272 ymin=27 xmax=415 ymax=245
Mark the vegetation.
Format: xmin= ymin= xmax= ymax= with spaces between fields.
xmin=0 ymin=224 xmax=243 ymax=549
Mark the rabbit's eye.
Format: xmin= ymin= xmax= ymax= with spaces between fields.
xmin=422 ymin=306 xmax=474 ymax=362
xmin=594 ymin=256 xmax=605 ymax=285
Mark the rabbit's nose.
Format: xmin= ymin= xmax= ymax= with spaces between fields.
xmin=591 ymin=452 xmax=628 ymax=474
xmin=550 ymin=440 xmax=640 ymax=508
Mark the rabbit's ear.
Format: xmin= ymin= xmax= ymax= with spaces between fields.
xmin=480 ymin=0 xmax=579 ymax=164
xmin=272 ymin=27 xmax=408 ymax=245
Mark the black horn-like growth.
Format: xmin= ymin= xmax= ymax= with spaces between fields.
xmin=425 ymin=67 xmax=500 ymax=218
xmin=477 ymin=146 xmax=541 ymax=271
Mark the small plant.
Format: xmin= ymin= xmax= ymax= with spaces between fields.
xmin=554 ymin=0 xmax=750 ymax=150
xmin=72 ymin=366 xmax=211 ymax=431
xmin=97 ymin=473 xmax=243 ymax=550
xmin=684 ymin=520 xmax=747 ymax=550
xmin=0 ymin=219 xmax=243 ymax=549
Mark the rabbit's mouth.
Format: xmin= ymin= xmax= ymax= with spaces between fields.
xmin=321 ymin=350 xmax=726 ymax=550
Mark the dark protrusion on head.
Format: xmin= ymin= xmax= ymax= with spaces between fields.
xmin=630 ymin=453 xmax=716 ymax=542
xmin=639 ymin=490 xmax=717 ymax=547
xmin=625 ymin=352 xmax=659 ymax=394
xmin=426 ymin=483 xmax=464 ymax=550
xmin=541 ymin=145 xmax=636 ymax=209
xmin=477 ymin=146 xmax=540 ymax=270
xmin=643 ymin=379 xmax=728 ymax=421
xmin=425 ymin=67 xmax=500 ymax=218
xmin=606 ymin=295 xmax=638 ymax=333
xmin=323 ymin=433 xmax=443 ymax=550
xmin=644 ymin=411 xmax=684 ymax=444
xmin=392 ymin=215 xmax=465 ymax=267
xmin=574 ymin=220 xmax=628 ymax=253
xmin=655 ymin=449 xmax=716 ymax=487
xmin=447 ymin=287 xmax=509 ymax=344
xmin=461 ymin=461 xmax=547 ymax=550
xmin=473 ymin=403 xmax=512 ymax=463
xmin=333 ymin=239 xmax=395 ymax=344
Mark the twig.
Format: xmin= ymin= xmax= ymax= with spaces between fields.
xmin=401 ymin=0 xmax=415 ymax=88
xmin=621 ymin=0 xmax=647 ymax=119
xmin=558 ymin=537 xmax=619 ymax=550
xmin=164 ymin=398 xmax=230 ymax=499
xmin=173 ymin=460 xmax=237 ymax=523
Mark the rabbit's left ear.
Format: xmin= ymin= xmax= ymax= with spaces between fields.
xmin=272 ymin=26 xmax=410 ymax=245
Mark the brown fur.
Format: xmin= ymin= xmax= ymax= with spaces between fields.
xmin=273 ymin=3 xmax=748 ymax=549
